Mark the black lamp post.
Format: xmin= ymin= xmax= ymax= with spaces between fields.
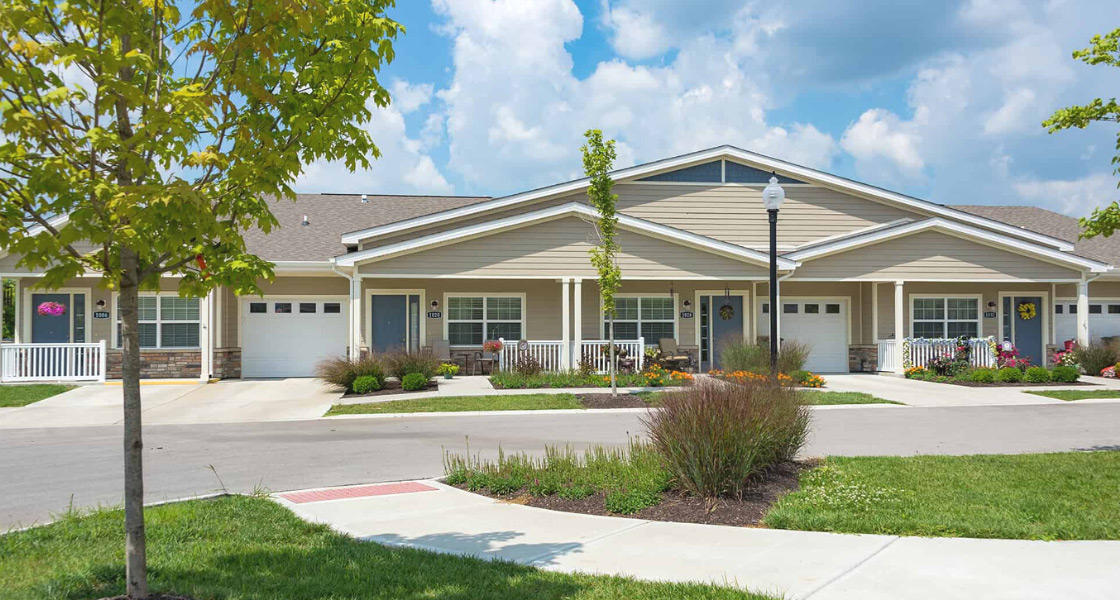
xmin=762 ymin=175 xmax=786 ymax=378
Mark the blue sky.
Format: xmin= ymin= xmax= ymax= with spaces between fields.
xmin=294 ymin=0 xmax=1120 ymax=217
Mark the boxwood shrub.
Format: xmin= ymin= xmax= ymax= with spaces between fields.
xmin=1024 ymin=366 xmax=1051 ymax=383
xmin=352 ymin=375 xmax=381 ymax=394
xmin=1050 ymin=365 xmax=1080 ymax=383
xmin=401 ymin=372 xmax=429 ymax=391
xmin=996 ymin=366 xmax=1024 ymax=383
xmin=968 ymin=368 xmax=995 ymax=383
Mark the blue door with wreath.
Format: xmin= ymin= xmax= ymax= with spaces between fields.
xmin=1005 ymin=296 xmax=1043 ymax=366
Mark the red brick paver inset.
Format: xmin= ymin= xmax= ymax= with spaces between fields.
xmin=280 ymin=482 xmax=437 ymax=504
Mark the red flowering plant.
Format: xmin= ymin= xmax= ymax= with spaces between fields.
xmin=482 ymin=340 xmax=503 ymax=354
xmin=996 ymin=342 xmax=1031 ymax=370
xmin=36 ymin=301 xmax=66 ymax=317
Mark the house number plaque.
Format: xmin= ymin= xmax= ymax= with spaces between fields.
xmin=427 ymin=311 xmax=442 ymax=319
xmin=93 ymin=311 xmax=110 ymax=319
xmin=679 ymin=311 xmax=694 ymax=319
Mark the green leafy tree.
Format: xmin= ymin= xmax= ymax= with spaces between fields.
xmin=1044 ymin=27 xmax=1120 ymax=238
xmin=0 ymin=1 xmax=401 ymax=597
xmin=582 ymin=130 xmax=621 ymax=394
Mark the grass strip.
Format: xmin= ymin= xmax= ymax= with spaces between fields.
xmin=0 ymin=496 xmax=773 ymax=600
xmin=0 ymin=383 xmax=74 ymax=408
xmin=799 ymin=391 xmax=901 ymax=405
xmin=1026 ymin=389 xmax=1120 ymax=401
xmin=764 ymin=452 xmax=1120 ymax=540
xmin=326 ymin=393 xmax=584 ymax=415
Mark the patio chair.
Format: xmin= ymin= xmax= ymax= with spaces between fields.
xmin=658 ymin=338 xmax=691 ymax=372
xmin=432 ymin=339 xmax=467 ymax=372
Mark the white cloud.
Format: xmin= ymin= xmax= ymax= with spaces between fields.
xmin=599 ymin=3 xmax=669 ymax=60
xmin=841 ymin=109 xmax=925 ymax=181
xmin=389 ymin=80 xmax=435 ymax=114
xmin=983 ymin=88 xmax=1038 ymax=135
xmin=1014 ymin=173 xmax=1118 ymax=217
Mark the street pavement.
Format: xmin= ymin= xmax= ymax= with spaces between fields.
xmin=2 ymin=401 xmax=1119 ymax=529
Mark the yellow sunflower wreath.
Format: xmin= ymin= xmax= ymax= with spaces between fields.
xmin=1017 ymin=302 xmax=1036 ymax=321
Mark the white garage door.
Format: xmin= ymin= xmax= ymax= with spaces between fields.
xmin=759 ymin=299 xmax=848 ymax=373
xmin=1054 ymin=299 xmax=1120 ymax=344
xmin=241 ymin=297 xmax=348 ymax=378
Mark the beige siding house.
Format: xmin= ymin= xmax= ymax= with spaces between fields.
xmin=3 ymin=145 xmax=1117 ymax=379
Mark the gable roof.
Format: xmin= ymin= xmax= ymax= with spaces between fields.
xmin=785 ymin=217 xmax=1111 ymax=273
xmin=243 ymin=193 xmax=490 ymax=262
xmin=334 ymin=202 xmax=798 ymax=270
xmin=338 ymin=145 xmax=1075 ymax=252
xmin=951 ymin=205 xmax=1120 ymax=267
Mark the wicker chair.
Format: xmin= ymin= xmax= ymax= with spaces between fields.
xmin=658 ymin=338 xmax=692 ymax=371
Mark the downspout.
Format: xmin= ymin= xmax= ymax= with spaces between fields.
xmin=774 ymin=270 xmax=795 ymax=349
xmin=331 ymin=260 xmax=357 ymax=359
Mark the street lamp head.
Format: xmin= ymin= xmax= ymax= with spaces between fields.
xmin=762 ymin=175 xmax=785 ymax=211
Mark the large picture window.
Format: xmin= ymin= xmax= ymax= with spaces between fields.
xmin=605 ymin=297 xmax=675 ymax=342
xmin=912 ymin=297 xmax=979 ymax=339
xmin=447 ymin=295 xmax=523 ymax=346
xmin=116 ymin=295 xmax=200 ymax=348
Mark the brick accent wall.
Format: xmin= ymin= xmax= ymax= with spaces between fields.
xmin=848 ymin=344 xmax=878 ymax=372
xmin=107 ymin=349 xmax=201 ymax=379
xmin=213 ymin=348 xmax=241 ymax=379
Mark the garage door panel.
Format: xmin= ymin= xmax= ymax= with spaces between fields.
xmin=1054 ymin=300 xmax=1120 ymax=344
xmin=241 ymin=297 xmax=347 ymax=378
xmin=758 ymin=299 xmax=848 ymax=373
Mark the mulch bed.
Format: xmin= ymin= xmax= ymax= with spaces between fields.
xmin=575 ymin=393 xmax=652 ymax=408
xmin=342 ymin=379 xmax=439 ymax=398
xmin=460 ymin=460 xmax=813 ymax=528
xmin=941 ymin=380 xmax=1095 ymax=387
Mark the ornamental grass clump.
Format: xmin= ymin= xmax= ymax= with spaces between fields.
xmin=717 ymin=339 xmax=810 ymax=375
xmin=642 ymin=379 xmax=809 ymax=501
xmin=315 ymin=355 xmax=384 ymax=393
xmin=1072 ymin=341 xmax=1119 ymax=375
xmin=384 ymin=349 xmax=440 ymax=380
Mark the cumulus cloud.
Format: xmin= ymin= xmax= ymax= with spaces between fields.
xmin=841 ymin=109 xmax=925 ymax=182
xmin=1014 ymin=174 xmax=1118 ymax=217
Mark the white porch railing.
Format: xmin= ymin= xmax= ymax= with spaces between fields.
xmin=876 ymin=337 xmax=996 ymax=371
xmin=496 ymin=339 xmax=565 ymax=372
xmin=578 ymin=338 xmax=645 ymax=374
xmin=1 ymin=341 xmax=107 ymax=383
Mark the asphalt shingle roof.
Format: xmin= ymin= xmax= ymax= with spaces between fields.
xmin=243 ymin=194 xmax=491 ymax=261
xmin=950 ymin=205 xmax=1120 ymax=266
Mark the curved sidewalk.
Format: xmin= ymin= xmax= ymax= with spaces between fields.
xmin=274 ymin=480 xmax=1119 ymax=600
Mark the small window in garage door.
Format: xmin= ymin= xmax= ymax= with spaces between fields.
xmin=250 ymin=302 xmax=266 ymax=313
xmin=299 ymin=303 xmax=316 ymax=314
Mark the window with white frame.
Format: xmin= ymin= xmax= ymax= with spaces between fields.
xmin=605 ymin=297 xmax=675 ymax=342
xmin=447 ymin=296 xmax=522 ymax=346
xmin=116 ymin=295 xmax=200 ymax=348
xmin=911 ymin=297 xmax=979 ymax=339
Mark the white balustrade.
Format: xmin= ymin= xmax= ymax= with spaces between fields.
xmin=576 ymin=338 xmax=645 ymax=374
xmin=877 ymin=337 xmax=996 ymax=371
xmin=0 ymin=340 xmax=107 ymax=382
xmin=496 ymin=339 xmax=565 ymax=372
xmin=877 ymin=339 xmax=898 ymax=373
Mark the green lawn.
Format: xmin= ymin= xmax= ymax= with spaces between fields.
xmin=326 ymin=393 xmax=585 ymax=415
xmin=764 ymin=452 xmax=1120 ymax=540
xmin=0 ymin=496 xmax=773 ymax=600
xmin=1026 ymin=389 xmax=1120 ymax=401
xmin=800 ymin=391 xmax=901 ymax=405
xmin=0 ymin=384 xmax=74 ymax=408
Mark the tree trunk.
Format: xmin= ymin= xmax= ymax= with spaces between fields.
xmin=120 ymin=247 xmax=148 ymax=599
xmin=608 ymin=313 xmax=617 ymax=396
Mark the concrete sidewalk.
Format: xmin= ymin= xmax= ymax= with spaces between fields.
xmin=274 ymin=480 xmax=1120 ymax=600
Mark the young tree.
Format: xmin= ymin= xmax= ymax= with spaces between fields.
xmin=0 ymin=1 xmax=401 ymax=597
xmin=1044 ymin=27 xmax=1120 ymax=238
xmin=582 ymin=129 xmax=621 ymax=395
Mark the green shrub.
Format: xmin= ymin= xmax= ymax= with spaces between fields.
xmin=968 ymin=368 xmax=995 ymax=383
xmin=1024 ymin=366 xmax=1051 ymax=383
xmin=996 ymin=367 xmax=1024 ymax=383
xmin=1051 ymin=365 xmax=1080 ymax=383
xmin=401 ymin=372 xmax=429 ymax=391
xmin=641 ymin=379 xmax=809 ymax=500
xmin=352 ymin=375 xmax=381 ymax=394
xmin=315 ymin=355 xmax=385 ymax=392
xmin=384 ymin=349 xmax=440 ymax=380
xmin=513 ymin=354 xmax=542 ymax=376
xmin=1072 ymin=342 xmax=1118 ymax=375
xmin=717 ymin=338 xmax=811 ymax=375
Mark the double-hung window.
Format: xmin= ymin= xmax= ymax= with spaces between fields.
xmin=605 ymin=297 xmax=675 ymax=342
xmin=117 ymin=295 xmax=201 ymax=348
xmin=447 ymin=296 xmax=523 ymax=345
xmin=912 ymin=297 xmax=979 ymax=339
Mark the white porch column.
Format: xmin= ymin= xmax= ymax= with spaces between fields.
xmin=198 ymin=289 xmax=212 ymax=382
xmin=1077 ymin=278 xmax=1090 ymax=347
xmin=12 ymin=277 xmax=20 ymax=343
xmin=894 ymin=280 xmax=904 ymax=373
xmin=349 ymin=274 xmax=362 ymax=360
xmin=750 ymin=281 xmax=758 ymax=344
xmin=573 ymin=278 xmax=582 ymax=368
xmin=774 ymin=279 xmax=782 ymax=349
xmin=0 ymin=277 xmax=5 ymax=342
xmin=560 ymin=278 xmax=571 ymax=369
xmin=871 ymin=282 xmax=879 ymax=343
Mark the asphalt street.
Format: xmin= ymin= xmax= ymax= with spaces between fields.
xmin=2 ymin=402 xmax=1118 ymax=529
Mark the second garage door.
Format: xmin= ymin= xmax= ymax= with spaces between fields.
xmin=759 ymin=298 xmax=848 ymax=373
xmin=241 ymin=297 xmax=348 ymax=378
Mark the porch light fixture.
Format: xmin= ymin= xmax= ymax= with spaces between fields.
xmin=430 ymin=300 xmax=439 ymax=309
xmin=96 ymin=299 xmax=106 ymax=308
xmin=682 ymin=300 xmax=692 ymax=310
xmin=762 ymin=175 xmax=786 ymax=377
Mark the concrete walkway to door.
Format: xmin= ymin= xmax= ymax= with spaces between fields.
xmin=0 ymin=378 xmax=341 ymax=428
xmin=825 ymin=373 xmax=1120 ymax=407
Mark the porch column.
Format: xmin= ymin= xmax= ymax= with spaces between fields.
xmin=871 ymin=282 xmax=879 ymax=343
xmin=349 ymin=274 xmax=361 ymax=360
xmin=1077 ymin=278 xmax=1090 ymax=347
xmin=0 ymin=277 xmax=5 ymax=342
xmin=894 ymin=280 xmax=904 ymax=373
xmin=560 ymin=278 xmax=571 ymax=369
xmin=573 ymin=278 xmax=582 ymax=368
xmin=198 ymin=289 xmax=212 ymax=382
xmin=750 ymin=281 xmax=758 ymax=344
xmin=12 ymin=277 xmax=20 ymax=343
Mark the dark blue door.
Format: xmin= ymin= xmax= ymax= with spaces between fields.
xmin=31 ymin=293 xmax=71 ymax=343
xmin=371 ymin=295 xmax=407 ymax=353
xmin=1013 ymin=296 xmax=1044 ymax=367
xmin=701 ymin=295 xmax=744 ymax=371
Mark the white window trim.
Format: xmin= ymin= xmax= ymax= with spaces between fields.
xmin=442 ymin=292 xmax=527 ymax=347
xmin=112 ymin=292 xmax=201 ymax=350
xmin=598 ymin=293 xmax=680 ymax=343
xmin=909 ymin=294 xmax=983 ymax=339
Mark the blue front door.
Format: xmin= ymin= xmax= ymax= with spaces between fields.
xmin=700 ymin=295 xmax=744 ymax=371
xmin=31 ymin=293 xmax=72 ymax=343
xmin=1013 ymin=296 xmax=1044 ymax=366
xmin=371 ymin=295 xmax=407 ymax=353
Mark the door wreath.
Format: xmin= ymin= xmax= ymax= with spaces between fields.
xmin=718 ymin=304 xmax=735 ymax=320
xmin=1016 ymin=301 xmax=1037 ymax=321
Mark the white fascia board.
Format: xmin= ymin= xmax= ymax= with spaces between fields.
xmin=786 ymin=217 xmax=1111 ymax=273
xmin=335 ymin=202 xmax=795 ymax=270
xmin=272 ymin=261 xmax=337 ymax=274
xmin=790 ymin=218 xmax=914 ymax=251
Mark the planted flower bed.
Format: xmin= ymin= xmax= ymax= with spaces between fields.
xmin=489 ymin=362 xmax=693 ymax=389
xmin=904 ymin=339 xmax=1087 ymax=386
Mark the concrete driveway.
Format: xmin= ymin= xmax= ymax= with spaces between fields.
xmin=0 ymin=378 xmax=341 ymax=428
xmin=825 ymin=373 xmax=1120 ymax=407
